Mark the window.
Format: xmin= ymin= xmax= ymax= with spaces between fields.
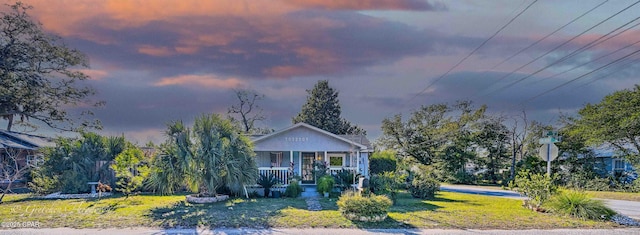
xmin=328 ymin=154 xmax=345 ymax=167
xmin=26 ymin=155 xmax=43 ymax=167
xmin=613 ymin=159 xmax=625 ymax=171
xmin=270 ymin=152 xmax=283 ymax=167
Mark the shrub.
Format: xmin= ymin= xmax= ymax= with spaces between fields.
xmin=546 ymin=190 xmax=616 ymax=220
xmin=337 ymin=191 xmax=392 ymax=220
xmin=409 ymin=175 xmax=440 ymax=199
xmin=333 ymin=169 xmax=355 ymax=191
xmin=60 ymin=170 xmax=89 ymax=194
xmin=583 ymin=178 xmax=611 ymax=191
xmin=317 ymin=175 xmax=335 ymax=194
xmin=514 ymin=169 xmax=558 ymax=209
xmin=112 ymin=147 xmax=150 ymax=198
xmin=284 ymin=179 xmax=303 ymax=198
xmin=369 ymin=151 xmax=397 ymax=174
xmin=370 ymin=172 xmax=405 ymax=204
xmin=28 ymin=170 xmax=58 ymax=195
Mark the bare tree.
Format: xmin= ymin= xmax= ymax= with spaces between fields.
xmin=508 ymin=110 xmax=529 ymax=181
xmin=227 ymin=89 xmax=266 ymax=134
xmin=0 ymin=148 xmax=35 ymax=203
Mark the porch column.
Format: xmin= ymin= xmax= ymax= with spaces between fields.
xmin=356 ymin=150 xmax=360 ymax=175
xmin=324 ymin=151 xmax=328 ymax=174
xmin=289 ymin=150 xmax=293 ymax=163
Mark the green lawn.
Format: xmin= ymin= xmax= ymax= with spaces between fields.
xmin=587 ymin=191 xmax=640 ymax=202
xmin=0 ymin=192 xmax=620 ymax=229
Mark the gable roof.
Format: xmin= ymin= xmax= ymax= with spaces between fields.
xmin=0 ymin=130 xmax=55 ymax=150
xmin=251 ymin=123 xmax=369 ymax=150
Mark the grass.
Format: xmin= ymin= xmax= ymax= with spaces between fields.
xmin=586 ymin=191 xmax=640 ymax=202
xmin=0 ymin=191 xmax=620 ymax=229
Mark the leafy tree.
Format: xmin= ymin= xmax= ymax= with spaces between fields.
xmin=380 ymin=101 xmax=484 ymax=166
xmin=227 ymin=89 xmax=268 ymax=134
xmin=369 ymin=151 xmax=397 ymax=174
xmin=474 ymin=116 xmax=510 ymax=184
xmin=111 ymin=147 xmax=150 ymax=198
xmin=0 ymin=2 xmax=101 ymax=131
xmin=292 ymin=80 xmax=365 ymax=135
xmin=568 ymin=85 xmax=640 ymax=165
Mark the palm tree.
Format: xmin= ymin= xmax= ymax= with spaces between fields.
xmin=147 ymin=115 xmax=258 ymax=196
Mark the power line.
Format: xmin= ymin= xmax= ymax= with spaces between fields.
xmin=478 ymin=1 xmax=640 ymax=97
xmin=454 ymin=0 xmax=609 ymax=101
xmin=404 ymin=0 xmax=538 ymax=107
xmin=522 ymin=47 xmax=640 ymax=104
xmin=489 ymin=0 xmax=609 ymax=70
xmin=573 ymin=57 xmax=640 ymax=89
xmin=480 ymin=1 xmax=640 ymax=97
xmin=521 ymin=20 xmax=640 ymax=86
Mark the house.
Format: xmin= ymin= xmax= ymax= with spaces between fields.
xmin=593 ymin=146 xmax=636 ymax=177
xmin=0 ymin=130 xmax=55 ymax=185
xmin=250 ymin=123 xmax=372 ymax=185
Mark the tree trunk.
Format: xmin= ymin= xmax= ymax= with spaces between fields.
xmin=6 ymin=115 xmax=13 ymax=131
xmin=510 ymin=132 xmax=517 ymax=181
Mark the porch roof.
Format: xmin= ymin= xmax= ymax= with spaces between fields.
xmin=250 ymin=123 xmax=371 ymax=151
xmin=0 ymin=130 xmax=55 ymax=150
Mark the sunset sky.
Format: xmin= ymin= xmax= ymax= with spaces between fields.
xmin=4 ymin=0 xmax=640 ymax=144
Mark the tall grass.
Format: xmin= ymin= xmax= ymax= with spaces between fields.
xmin=546 ymin=190 xmax=616 ymax=220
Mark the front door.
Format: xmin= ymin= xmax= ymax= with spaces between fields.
xmin=301 ymin=152 xmax=315 ymax=184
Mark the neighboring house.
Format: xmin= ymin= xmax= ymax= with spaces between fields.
xmin=594 ymin=146 xmax=636 ymax=176
xmin=0 ymin=130 xmax=55 ymax=184
xmin=250 ymin=123 xmax=372 ymax=185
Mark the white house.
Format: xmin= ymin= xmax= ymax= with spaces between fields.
xmin=250 ymin=123 xmax=372 ymax=185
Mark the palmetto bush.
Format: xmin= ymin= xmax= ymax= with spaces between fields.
xmin=546 ymin=190 xmax=616 ymax=220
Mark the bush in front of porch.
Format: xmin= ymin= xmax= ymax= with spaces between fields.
xmin=317 ymin=175 xmax=335 ymax=196
xmin=257 ymin=173 xmax=281 ymax=198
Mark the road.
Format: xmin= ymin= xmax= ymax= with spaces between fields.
xmin=2 ymin=228 xmax=640 ymax=235
xmin=440 ymin=184 xmax=640 ymax=220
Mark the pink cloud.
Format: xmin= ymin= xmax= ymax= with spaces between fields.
xmin=137 ymin=45 xmax=174 ymax=57
xmin=77 ymin=69 xmax=109 ymax=80
xmin=281 ymin=0 xmax=446 ymax=11
xmin=154 ymin=74 xmax=246 ymax=89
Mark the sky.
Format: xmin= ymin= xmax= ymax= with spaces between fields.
xmin=2 ymin=0 xmax=640 ymax=144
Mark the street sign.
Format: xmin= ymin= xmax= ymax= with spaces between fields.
xmin=539 ymin=136 xmax=562 ymax=144
xmin=538 ymin=143 xmax=559 ymax=162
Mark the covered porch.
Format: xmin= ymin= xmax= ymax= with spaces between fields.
xmin=250 ymin=123 xmax=372 ymax=186
xmin=256 ymin=150 xmax=360 ymax=185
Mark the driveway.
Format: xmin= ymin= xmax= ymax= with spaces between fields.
xmin=440 ymin=184 xmax=525 ymax=200
xmin=440 ymin=184 xmax=640 ymax=220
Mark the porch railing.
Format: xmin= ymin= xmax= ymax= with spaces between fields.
xmin=329 ymin=167 xmax=357 ymax=177
xmin=258 ymin=167 xmax=289 ymax=184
